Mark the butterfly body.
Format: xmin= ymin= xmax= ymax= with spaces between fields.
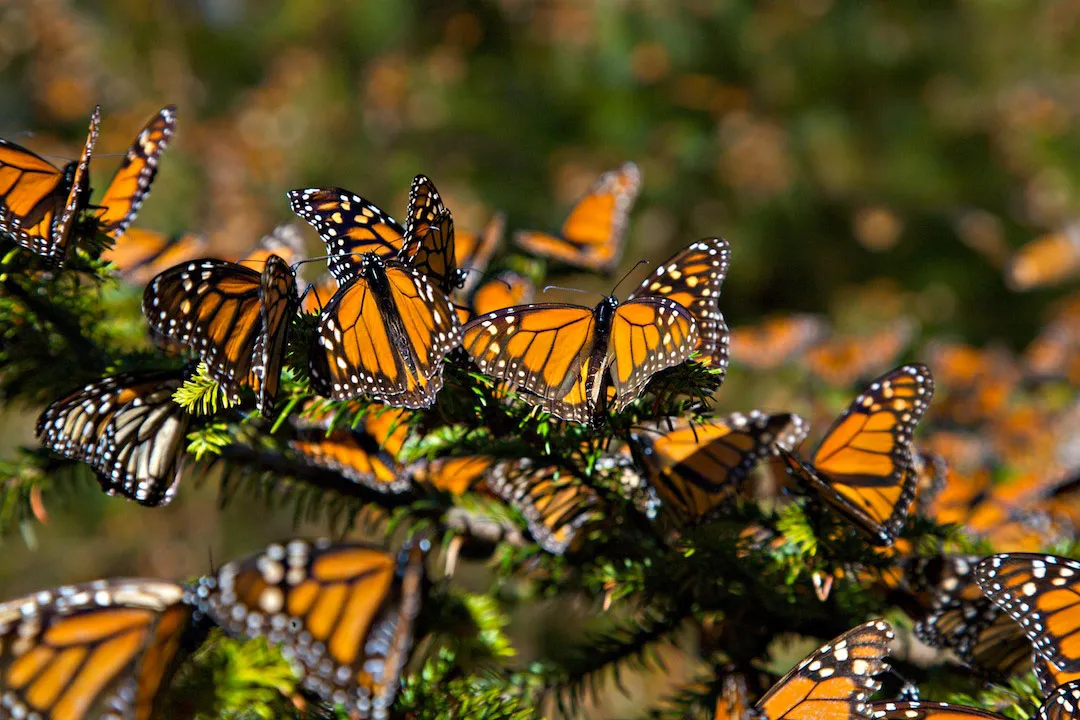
xmin=462 ymin=293 xmax=697 ymax=423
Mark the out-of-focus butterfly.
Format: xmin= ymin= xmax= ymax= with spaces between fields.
xmin=454 ymin=211 xmax=505 ymax=296
xmin=629 ymin=411 xmax=807 ymax=528
xmin=0 ymin=578 xmax=202 ymax=720
xmin=923 ymin=342 xmax=1019 ymax=426
xmin=714 ymin=620 xmax=893 ymax=720
xmin=728 ymin=313 xmax=828 ymax=371
xmin=289 ymin=180 xmax=462 ymax=407
xmin=902 ymin=554 xmax=1031 ymax=680
xmin=190 ymin=538 xmax=428 ymax=717
xmin=626 ymin=237 xmax=731 ymax=370
xmin=102 ymin=227 xmax=208 ymax=285
xmin=469 ymin=270 xmax=536 ymax=318
xmin=514 ymin=162 xmax=641 ymax=273
xmin=462 ymin=288 xmax=698 ymax=424
xmin=0 ymin=106 xmax=98 ymax=265
xmin=92 ymin=105 xmax=176 ymax=240
xmin=975 ymin=554 xmax=1080 ymax=673
xmin=143 ymin=254 xmax=298 ymax=415
xmin=712 ymin=674 xmax=761 ymax=720
xmin=781 ymin=364 xmax=934 ymax=546
xmin=36 ymin=368 xmax=190 ymax=506
xmin=290 ymin=405 xmax=412 ymax=493
xmin=487 ymin=461 xmax=604 ymax=554
xmin=407 ymin=455 xmax=494 ymax=495
xmin=236 ymin=222 xmax=307 ymax=269
xmin=1006 ymin=225 xmax=1080 ymax=291
xmin=804 ymin=321 xmax=916 ymax=387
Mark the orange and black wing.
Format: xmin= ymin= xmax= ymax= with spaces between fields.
xmin=408 ymin=455 xmax=494 ymax=495
xmin=627 ymin=237 xmax=731 ymax=370
xmin=249 ymin=254 xmax=299 ymax=414
xmin=782 ymin=364 xmax=934 ymax=546
xmin=713 ymin=674 xmax=763 ymax=720
xmin=237 ymin=222 xmax=307 ymax=269
xmin=290 ymin=406 xmax=410 ymax=493
xmin=455 ymin=211 xmax=505 ymax=295
xmin=0 ymin=106 xmax=98 ymax=265
xmin=607 ymin=296 xmax=698 ymax=411
xmin=0 ymin=579 xmax=197 ymax=720
xmin=514 ymin=162 xmax=640 ymax=273
xmin=630 ymin=412 xmax=807 ymax=528
xmin=36 ymin=369 xmax=190 ymax=506
xmin=462 ymin=302 xmax=599 ymax=423
xmin=868 ymin=701 xmax=1008 ymax=719
xmin=975 ymin=554 xmax=1080 ymax=673
xmin=487 ymin=461 xmax=604 ymax=554
xmin=310 ymin=260 xmax=461 ymax=407
xmin=729 ymin=314 xmax=828 ymax=370
xmin=193 ymin=538 xmax=428 ymax=715
xmin=143 ymin=258 xmax=265 ymax=405
xmin=103 ymin=227 xmax=208 ymax=284
xmin=804 ymin=322 xmax=915 ymax=387
xmin=1034 ymin=656 xmax=1080 ymax=720
xmin=755 ymin=619 xmax=893 ymax=720
xmin=287 ymin=187 xmax=405 ymax=282
xmin=96 ymin=105 xmax=176 ymax=238
xmin=470 ymin=270 xmax=536 ymax=318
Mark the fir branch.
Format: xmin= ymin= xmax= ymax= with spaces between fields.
xmin=175 ymin=363 xmax=236 ymax=415
xmin=0 ymin=275 xmax=105 ymax=366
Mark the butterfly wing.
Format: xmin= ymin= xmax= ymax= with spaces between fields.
xmin=454 ymin=211 xmax=505 ymax=295
xmin=96 ymin=105 xmax=176 ymax=239
xmin=627 ymin=237 xmax=731 ymax=369
xmin=249 ymin=254 xmax=299 ymax=415
xmin=408 ymin=455 xmax=494 ymax=495
xmin=729 ymin=314 xmax=828 ymax=370
xmin=462 ymin=303 xmax=600 ymax=423
xmin=607 ymin=296 xmax=698 ymax=411
xmin=0 ymin=106 xmax=98 ymax=265
xmin=783 ymin=364 xmax=934 ymax=546
xmin=754 ymin=619 xmax=893 ymax=720
xmin=143 ymin=259 xmax=264 ymax=404
xmin=868 ymin=701 xmax=1008 ymax=719
xmin=975 ymin=554 xmax=1080 ymax=673
xmin=193 ymin=539 xmax=427 ymax=715
xmin=0 ymin=579 xmax=195 ymax=720
xmin=487 ymin=461 xmax=604 ymax=554
xmin=287 ymin=187 xmax=405 ymax=282
xmin=103 ymin=228 xmax=208 ymax=284
xmin=631 ymin=412 xmax=807 ymax=527
xmin=310 ymin=258 xmax=461 ymax=407
xmin=36 ymin=369 xmax=190 ymax=506
xmin=804 ymin=321 xmax=915 ymax=387
xmin=1038 ymin=682 xmax=1080 ymax=720
xmin=514 ymin=162 xmax=641 ymax=272
xmin=714 ymin=674 xmax=763 ymax=720
xmin=290 ymin=405 xmax=410 ymax=493
xmin=470 ymin=270 xmax=536 ymax=317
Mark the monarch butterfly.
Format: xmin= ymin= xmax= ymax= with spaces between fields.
xmin=715 ymin=620 xmax=893 ymax=720
xmin=869 ymin=701 xmax=1010 ymax=719
xmin=290 ymin=405 xmax=412 ymax=493
xmin=289 ymin=182 xmax=462 ymax=407
xmin=462 ymin=291 xmax=698 ymax=424
xmin=514 ymin=162 xmax=641 ymax=273
xmin=143 ymin=254 xmax=298 ymax=415
xmin=975 ymin=554 xmax=1080 ymax=673
xmin=454 ymin=211 xmax=506 ymax=296
xmin=780 ymin=364 xmax=934 ymax=546
xmin=487 ymin=461 xmax=604 ymax=554
xmin=728 ymin=314 xmax=827 ymax=371
xmin=1033 ymin=656 xmax=1080 ymax=720
xmin=923 ymin=342 xmax=1019 ymax=426
xmin=0 ymin=578 xmax=201 ymax=720
xmin=913 ymin=450 xmax=948 ymax=516
xmin=712 ymin=674 xmax=761 ymax=720
xmin=93 ymin=105 xmax=176 ymax=239
xmin=1006 ymin=226 xmax=1080 ymax=291
xmin=804 ymin=321 xmax=916 ymax=387
xmin=629 ymin=412 xmax=807 ymax=528
xmin=407 ymin=455 xmax=494 ymax=495
xmin=470 ymin=270 xmax=536 ymax=318
xmin=101 ymin=227 xmax=208 ymax=285
xmin=236 ymin=222 xmax=307 ymax=269
xmin=903 ymin=554 xmax=1031 ymax=680
xmin=626 ymin=237 xmax=731 ymax=370
xmin=36 ymin=368 xmax=190 ymax=506
xmin=190 ymin=538 xmax=428 ymax=717
xmin=399 ymin=175 xmax=458 ymax=293
xmin=0 ymin=106 xmax=98 ymax=265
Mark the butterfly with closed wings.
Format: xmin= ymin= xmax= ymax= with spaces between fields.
xmin=288 ymin=175 xmax=462 ymax=407
xmin=142 ymin=253 xmax=298 ymax=416
xmin=36 ymin=368 xmax=191 ymax=506
xmin=780 ymin=364 xmax=934 ymax=546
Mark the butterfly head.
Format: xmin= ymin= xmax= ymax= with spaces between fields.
xmin=595 ymin=295 xmax=620 ymax=319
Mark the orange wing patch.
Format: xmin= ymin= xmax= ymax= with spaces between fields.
xmin=96 ymin=105 xmax=176 ymax=239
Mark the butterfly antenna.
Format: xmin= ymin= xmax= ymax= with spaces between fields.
xmin=541 ymin=284 xmax=605 ymax=300
xmin=457 ymin=267 xmax=513 ymax=290
xmin=610 ymin=259 xmax=650 ymax=296
xmin=296 ymin=282 xmax=325 ymax=311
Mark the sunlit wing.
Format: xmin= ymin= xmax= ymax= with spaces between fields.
xmin=470 ymin=270 xmax=535 ymax=317
xmin=804 ymin=321 xmax=915 ymax=387
xmin=291 ymin=426 xmax=409 ymax=492
xmin=96 ymin=105 xmax=176 ymax=239
xmin=607 ymin=296 xmax=697 ymax=410
xmin=249 ymin=254 xmax=300 ymax=413
xmin=728 ymin=314 xmax=828 ymax=370
xmin=513 ymin=162 xmax=640 ymax=273
xmin=192 ymin=538 xmax=428 ymax=715
xmin=454 ymin=211 xmax=505 ymax=295
xmin=0 ymin=106 xmax=98 ymax=265
xmin=869 ymin=701 xmax=1008 ymax=719
xmin=627 ymin=237 xmax=731 ymax=369
xmin=237 ymin=223 xmax=306 ymax=268
xmin=408 ymin=455 xmax=494 ymax=495
xmin=102 ymin=228 xmax=208 ymax=284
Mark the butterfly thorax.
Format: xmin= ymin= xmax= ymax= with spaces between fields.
xmin=359 ymin=251 xmax=392 ymax=292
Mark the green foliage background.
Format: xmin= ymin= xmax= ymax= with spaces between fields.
xmin=1 ymin=0 xmax=1079 ymax=716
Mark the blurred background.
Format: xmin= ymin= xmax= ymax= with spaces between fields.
xmin=3 ymin=0 xmax=1080 ymax=715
